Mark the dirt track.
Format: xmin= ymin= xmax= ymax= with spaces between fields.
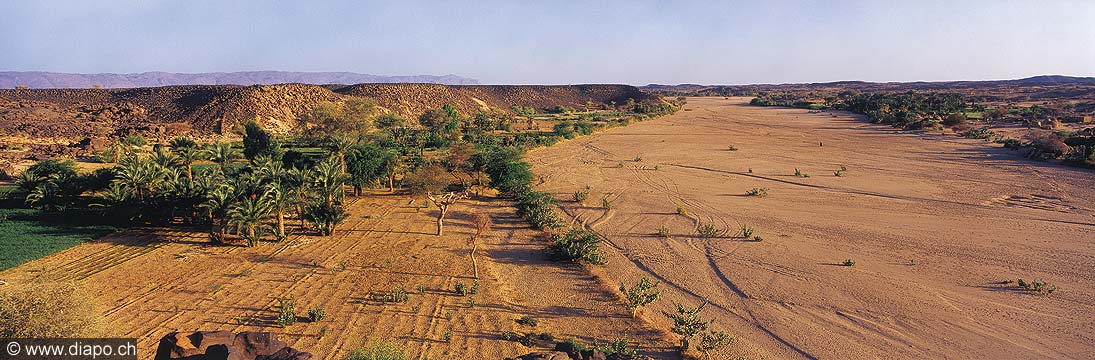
xmin=527 ymin=97 xmax=1095 ymax=359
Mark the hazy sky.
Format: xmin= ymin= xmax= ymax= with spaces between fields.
xmin=2 ymin=0 xmax=1093 ymax=85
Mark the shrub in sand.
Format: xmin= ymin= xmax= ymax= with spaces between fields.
xmin=661 ymin=300 xmax=714 ymax=351
xmin=572 ymin=185 xmax=591 ymax=203
xmin=696 ymin=223 xmax=727 ymax=238
xmin=0 ymin=282 xmax=100 ymax=337
xmin=656 ymin=225 xmax=673 ymax=238
xmin=620 ymin=276 xmax=661 ymax=312
xmin=745 ymin=187 xmax=769 ymax=197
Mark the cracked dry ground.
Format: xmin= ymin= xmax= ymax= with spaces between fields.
xmin=526 ymin=97 xmax=1095 ymax=359
xmin=0 ymin=193 xmax=677 ymax=359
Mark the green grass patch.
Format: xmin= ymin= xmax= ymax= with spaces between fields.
xmin=0 ymin=208 xmax=119 ymax=270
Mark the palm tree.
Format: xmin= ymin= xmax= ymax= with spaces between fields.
xmin=152 ymin=146 xmax=180 ymax=168
xmin=174 ymin=146 xmax=203 ymax=181
xmin=227 ymin=193 xmax=273 ymax=246
xmin=206 ymin=142 xmax=240 ymax=171
xmin=264 ymin=181 xmax=295 ymax=241
xmin=310 ymin=156 xmax=347 ymax=207
xmin=328 ymin=135 xmax=355 ymax=173
xmin=200 ymin=184 xmax=235 ymax=244
xmin=115 ymin=156 xmax=164 ymax=203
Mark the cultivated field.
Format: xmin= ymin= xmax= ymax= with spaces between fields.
xmin=527 ymin=97 xmax=1095 ymax=359
xmin=0 ymin=193 xmax=675 ymax=359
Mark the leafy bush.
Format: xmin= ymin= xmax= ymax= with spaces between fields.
xmin=620 ymin=277 xmax=661 ymax=311
xmin=276 ymin=296 xmax=297 ymax=327
xmin=661 ymin=300 xmax=714 ymax=351
xmin=515 ymin=190 xmax=562 ymax=229
xmin=698 ymin=330 xmax=735 ymax=358
xmin=547 ymin=228 xmax=606 ymax=264
xmin=304 ymin=201 xmax=348 ymax=236
xmin=593 ymin=338 xmax=636 ymax=357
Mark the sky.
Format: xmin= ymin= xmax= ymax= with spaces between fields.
xmin=1 ymin=0 xmax=1094 ymax=85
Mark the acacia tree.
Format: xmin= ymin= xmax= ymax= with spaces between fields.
xmin=469 ymin=212 xmax=491 ymax=279
xmin=426 ymin=191 xmax=468 ymax=236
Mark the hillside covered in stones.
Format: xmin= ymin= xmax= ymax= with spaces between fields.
xmin=0 ymin=83 xmax=659 ymax=140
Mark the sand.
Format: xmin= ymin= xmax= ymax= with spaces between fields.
xmin=526 ymin=97 xmax=1095 ymax=359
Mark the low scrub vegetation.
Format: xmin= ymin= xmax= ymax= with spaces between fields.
xmin=345 ymin=341 xmax=405 ymax=360
xmin=1006 ymin=278 xmax=1057 ymax=294
xmin=275 ymin=296 xmax=298 ymax=327
xmin=0 ymin=283 xmax=100 ymax=337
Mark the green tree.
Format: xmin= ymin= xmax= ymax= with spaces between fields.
xmin=242 ymin=120 xmax=280 ymax=160
xmin=662 ymin=300 xmax=714 ymax=351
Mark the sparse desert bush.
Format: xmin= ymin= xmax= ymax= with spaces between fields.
xmin=843 ymin=259 xmax=856 ymax=266
xmin=656 ymin=225 xmax=672 ymax=238
xmin=276 ymin=296 xmax=298 ymax=327
xmin=516 ymin=315 xmax=539 ymax=327
xmin=594 ymin=338 xmax=637 ymax=357
xmin=834 ymin=170 xmax=844 ymax=177
xmin=662 ymin=300 xmax=714 ymax=351
xmin=601 ymin=196 xmax=613 ymax=209
xmin=739 ymin=224 xmax=755 ymax=239
xmin=441 ymin=328 xmax=452 ymax=343
xmin=726 ymin=145 xmax=738 ymax=151
xmin=547 ymin=228 xmax=606 ymax=264
xmin=752 ymin=235 xmax=763 ymax=242
xmin=573 ymin=185 xmax=590 ymax=203
xmin=698 ymin=330 xmax=736 ymax=359
xmin=794 ymin=168 xmax=809 ymax=177
xmin=374 ymin=287 xmax=409 ymax=304
xmin=555 ymin=337 xmax=589 ymax=353
xmin=745 ymin=187 xmax=769 ymax=197
xmin=1016 ymin=278 xmax=1057 ymax=294
xmin=308 ymin=306 xmax=326 ymax=322
xmin=840 ymin=164 xmax=848 ymax=172
xmin=454 ymin=282 xmax=470 ymax=296
xmin=345 ymin=341 xmax=405 ymax=360
xmin=696 ymin=223 xmax=727 ymax=238
xmin=0 ymin=283 xmax=100 ymax=337
xmin=676 ymin=204 xmax=688 ymax=216
xmin=620 ymin=276 xmax=661 ymax=311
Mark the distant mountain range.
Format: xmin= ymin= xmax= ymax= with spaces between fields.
xmin=643 ymin=75 xmax=1095 ymax=89
xmin=0 ymin=71 xmax=480 ymax=89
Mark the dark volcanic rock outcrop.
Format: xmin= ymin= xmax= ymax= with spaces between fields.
xmin=154 ymin=331 xmax=312 ymax=360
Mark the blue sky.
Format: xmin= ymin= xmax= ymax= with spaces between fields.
xmin=1 ymin=0 xmax=1093 ymax=84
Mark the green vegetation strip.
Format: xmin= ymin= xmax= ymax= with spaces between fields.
xmin=0 ymin=208 xmax=118 ymax=270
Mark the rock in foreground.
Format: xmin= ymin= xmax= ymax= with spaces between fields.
xmin=154 ymin=331 xmax=312 ymax=360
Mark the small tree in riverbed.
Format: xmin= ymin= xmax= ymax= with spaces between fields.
xmin=427 ymin=191 xmax=468 ymax=236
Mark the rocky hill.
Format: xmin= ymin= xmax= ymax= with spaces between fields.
xmin=0 ymin=83 xmax=658 ymax=140
xmin=0 ymin=71 xmax=480 ymax=89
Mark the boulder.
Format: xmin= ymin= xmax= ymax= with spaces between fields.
xmin=154 ymin=331 xmax=311 ymax=360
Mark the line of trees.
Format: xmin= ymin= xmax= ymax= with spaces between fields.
xmin=10 ymin=97 xmax=682 ymax=245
